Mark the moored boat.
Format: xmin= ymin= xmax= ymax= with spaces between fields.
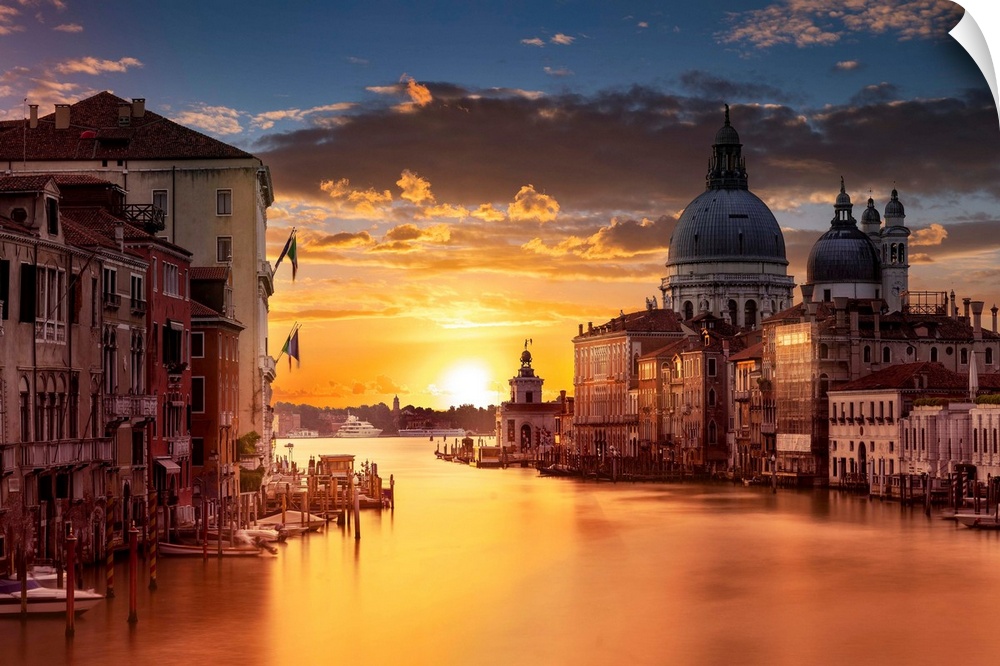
xmin=158 ymin=540 xmax=265 ymax=557
xmin=399 ymin=427 xmax=466 ymax=438
xmin=0 ymin=578 xmax=104 ymax=616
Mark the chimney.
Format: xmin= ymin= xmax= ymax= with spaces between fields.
xmin=801 ymin=284 xmax=814 ymax=304
xmin=963 ymin=297 xmax=971 ymax=321
xmin=54 ymin=104 xmax=70 ymax=129
xmin=29 ymin=104 xmax=38 ymax=129
xmin=992 ymin=304 xmax=998 ymax=334
xmin=588 ymin=322 xmax=593 ymax=333
xmin=833 ymin=296 xmax=849 ymax=330
xmin=951 ymin=290 xmax=958 ymax=319
xmin=114 ymin=220 xmax=124 ymax=250
xmin=118 ymin=104 xmax=131 ymax=126
xmin=578 ymin=323 xmax=583 ymax=336
xmin=131 ymin=98 xmax=146 ymax=118
xmin=972 ymin=300 xmax=984 ymax=340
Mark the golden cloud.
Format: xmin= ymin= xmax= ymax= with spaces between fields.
xmin=417 ymin=203 xmax=468 ymax=219
xmin=55 ymin=56 xmax=143 ymax=75
xmin=319 ymin=177 xmax=393 ymax=216
xmin=507 ymin=184 xmax=560 ymax=223
xmin=311 ymin=230 xmax=376 ymax=248
xmin=470 ymin=203 xmax=507 ymax=222
xmin=397 ymin=169 xmax=435 ymax=204
xmin=911 ymin=222 xmax=947 ymax=246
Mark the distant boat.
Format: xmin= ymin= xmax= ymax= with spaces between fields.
xmin=285 ymin=428 xmax=320 ymax=438
xmin=157 ymin=541 xmax=265 ymax=557
xmin=399 ymin=427 xmax=466 ymax=438
xmin=334 ymin=413 xmax=382 ymax=438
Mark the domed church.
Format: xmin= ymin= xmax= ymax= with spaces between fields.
xmin=660 ymin=106 xmax=795 ymax=328
xmin=805 ymin=179 xmax=910 ymax=312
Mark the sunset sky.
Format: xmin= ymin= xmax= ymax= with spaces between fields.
xmin=2 ymin=1 xmax=999 ymax=410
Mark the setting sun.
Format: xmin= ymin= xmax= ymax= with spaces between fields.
xmin=438 ymin=361 xmax=497 ymax=408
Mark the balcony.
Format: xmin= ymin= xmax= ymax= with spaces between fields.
xmin=103 ymin=292 xmax=122 ymax=310
xmin=761 ymin=423 xmax=776 ymax=435
xmin=168 ymin=436 xmax=191 ymax=460
xmin=18 ymin=438 xmax=112 ymax=469
xmin=259 ymin=260 xmax=274 ymax=297
xmin=734 ymin=390 xmax=751 ymax=402
xmin=104 ymin=394 xmax=157 ymax=420
xmin=261 ymin=354 xmax=277 ymax=382
xmin=220 ymin=411 xmax=234 ymax=428
xmin=130 ymin=297 xmax=147 ymax=315
xmin=116 ymin=203 xmax=166 ymax=233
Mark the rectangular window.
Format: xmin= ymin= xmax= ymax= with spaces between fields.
xmin=19 ymin=263 xmax=36 ymax=322
xmin=191 ymin=331 xmax=205 ymax=358
xmin=130 ymin=273 xmax=145 ymax=312
xmin=217 ymin=236 xmax=233 ymax=262
xmin=69 ymin=272 xmax=81 ymax=324
xmin=152 ymin=189 xmax=168 ymax=214
xmin=163 ymin=263 xmax=179 ymax=296
xmin=216 ymin=189 xmax=232 ymax=216
xmin=707 ymin=358 xmax=717 ymax=377
xmin=34 ymin=265 xmax=66 ymax=342
xmin=192 ymin=438 xmax=205 ymax=467
xmin=192 ymin=377 xmax=205 ymax=413
xmin=46 ymin=197 xmax=59 ymax=235
xmin=0 ymin=259 xmax=8 ymax=320
xmin=163 ymin=321 xmax=183 ymax=365
xmin=507 ymin=419 xmax=515 ymax=442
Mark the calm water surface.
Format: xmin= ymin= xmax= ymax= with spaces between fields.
xmin=5 ymin=437 xmax=1000 ymax=665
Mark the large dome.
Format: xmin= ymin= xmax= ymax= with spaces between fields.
xmin=667 ymin=188 xmax=788 ymax=266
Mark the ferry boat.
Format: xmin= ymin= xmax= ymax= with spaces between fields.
xmin=334 ymin=414 xmax=383 ymax=438
xmin=399 ymin=427 xmax=467 ymax=438
xmin=286 ymin=427 xmax=320 ymax=438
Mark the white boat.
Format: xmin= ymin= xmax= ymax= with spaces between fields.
xmin=257 ymin=510 xmax=327 ymax=532
xmin=157 ymin=540 xmax=265 ymax=557
xmin=334 ymin=413 xmax=382 ymax=438
xmin=0 ymin=577 xmax=104 ymax=615
xmin=286 ymin=427 xmax=320 ymax=438
xmin=399 ymin=427 xmax=466 ymax=438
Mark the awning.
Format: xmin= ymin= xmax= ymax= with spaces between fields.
xmin=155 ymin=458 xmax=181 ymax=475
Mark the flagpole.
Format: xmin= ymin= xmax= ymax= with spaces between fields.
xmin=275 ymin=322 xmax=300 ymax=362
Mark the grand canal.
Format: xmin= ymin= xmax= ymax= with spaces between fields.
xmin=6 ymin=436 xmax=1000 ymax=665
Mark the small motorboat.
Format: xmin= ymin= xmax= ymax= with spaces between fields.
xmin=955 ymin=513 xmax=1000 ymax=530
xmin=157 ymin=540 xmax=265 ymax=557
xmin=0 ymin=577 xmax=104 ymax=616
xmin=258 ymin=510 xmax=326 ymax=532
xmin=538 ymin=463 xmax=579 ymax=478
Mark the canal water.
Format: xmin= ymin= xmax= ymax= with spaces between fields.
xmin=6 ymin=436 xmax=1000 ymax=665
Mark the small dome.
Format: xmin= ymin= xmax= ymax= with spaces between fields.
xmin=835 ymin=177 xmax=851 ymax=207
xmin=885 ymin=188 xmax=905 ymax=218
xmin=714 ymin=104 xmax=740 ymax=145
xmin=807 ymin=225 xmax=882 ymax=284
xmin=520 ymin=350 xmax=532 ymax=365
xmin=861 ymin=197 xmax=881 ymax=225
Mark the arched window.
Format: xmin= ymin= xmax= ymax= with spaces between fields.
xmin=863 ymin=346 xmax=871 ymax=363
xmin=930 ymin=347 xmax=938 ymax=362
xmin=882 ymin=346 xmax=891 ymax=363
xmin=744 ymin=299 xmax=758 ymax=328
xmin=683 ymin=301 xmax=693 ymax=320
xmin=819 ymin=343 xmax=829 ymax=359
xmin=19 ymin=376 xmax=31 ymax=442
xmin=899 ymin=246 xmax=905 ymax=264
xmin=708 ymin=420 xmax=717 ymax=444
xmin=727 ymin=299 xmax=738 ymax=325
xmin=708 ymin=389 xmax=716 ymax=406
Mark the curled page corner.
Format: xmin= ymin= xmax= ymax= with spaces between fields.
xmin=951 ymin=1 xmax=999 ymax=123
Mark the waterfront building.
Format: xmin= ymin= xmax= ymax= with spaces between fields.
xmin=573 ymin=306 xmax=691 ymax=458
xmin=0 ymin=94 xmax=277 ymax=464
xmin=496 ymin=346 xmax=566 ymax=455
xmin=637 ymin=337 xmax=692 ymax=465
xmin=764 ymin=291 xmax=1000 ymax=486
xmin=0 ymin=174 xmax=155 ymax=565
xmin=727 ymin=336 xmax=771 ymax=480
xmin=660 ymin=106 xmax=795 ymax=326
xmin=190 ymin=266 xmax=243 ymax=525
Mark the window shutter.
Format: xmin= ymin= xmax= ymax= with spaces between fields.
xmin=19 ymin=263 xmax=36 ymax=322
xmin=0 ymin=259 xmax=9 ymax=320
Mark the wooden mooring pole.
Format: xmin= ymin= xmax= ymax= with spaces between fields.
xmin=65 ymin=528 xmax=77 ymax=637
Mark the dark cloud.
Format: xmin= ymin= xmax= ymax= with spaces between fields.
xmin=848 ymin=82 xmax=900 ymax=106
xmin=678 ymin=70 xmax=794 ymax=104
xmin=255 ymin=82 xmax=1000 ymax=222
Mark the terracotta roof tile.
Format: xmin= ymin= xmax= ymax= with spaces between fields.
xmin=191 ymin=266 xmax=229 ymax=281
xmin=833 ymin=362 xmax=968 ymax=392
xmin=0 ymin=92 xmax=254 ymax=161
